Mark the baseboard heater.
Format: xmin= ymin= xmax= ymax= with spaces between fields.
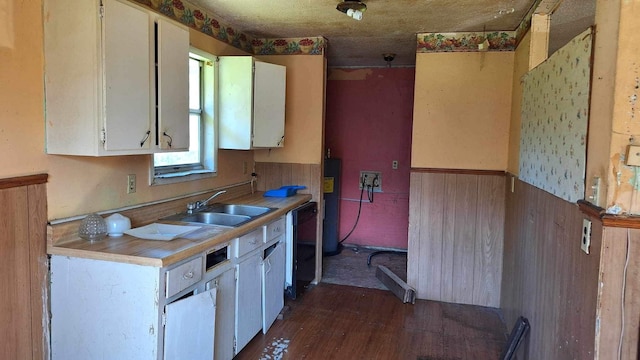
xmin=375 ymin=265 xmax=416 ymax=304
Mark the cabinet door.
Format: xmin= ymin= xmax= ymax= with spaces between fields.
xmin=163 ymin=288 xmax=216 ymax=360
xmin=235 ymin=253 xmax=263 ymax=352
xmin=157 ymin=17 xmax=190 ymax=151
xmin=218 ymin=56 xmax=254 ymax=150
xmin=262 ymin=240 xmax=286 ymax=333
xmin=253 ymin=61 xmax=286 ymax=148
xmin=207 ymin=269 xmax=236 ymax=360
xmin=103 ymin=0 xmax=152 ymax=151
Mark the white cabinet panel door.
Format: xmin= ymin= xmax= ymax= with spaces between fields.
xmin=262 ymin=241 xmax=286 ymax=333
xmin=157 ymin=17 xmax=189 ymax=150
xmin=253 ymin=61 xmax=286 ymax=148
xmin=208 ymin=268 xmax=236 ymax=360
xmin=235 ymin=254 xmax=263 ymax=352
xmin=163 ymin=288 xmax=216 ymax=360
xmin=103 ymin=0 xmax=151 ymax=151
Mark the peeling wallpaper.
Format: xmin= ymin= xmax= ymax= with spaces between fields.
xmin=416 ymin=31 xmax=517 ymax=52
xmin=519 ymin=28 xmax=592 ymax=203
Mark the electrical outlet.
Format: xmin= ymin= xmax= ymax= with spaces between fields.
xmin=392 ymin=160 xmax=398 ymax=170
xmin=359 ymin=171 xmax=382 ymax=192
xmin=581 ymin=218 xmax=591 ymax=254
xmin=127 ymin=174 xmax=136 ymax=194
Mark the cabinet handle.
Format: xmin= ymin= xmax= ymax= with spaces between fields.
xmin=277 ymin=135 xmax=284 ymax=146
xmin=249 ymin=238 xmax=258 ymax=245
xmin=183 ymin=271 xmax=194 ymax=279
xmin=140 ymin=130 xmax=151 ymax=147
xmin=162 ymin=132 xmax=173 ymax=148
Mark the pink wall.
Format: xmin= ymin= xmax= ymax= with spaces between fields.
xmin=325 ymin=68 xmax=415 ymax=249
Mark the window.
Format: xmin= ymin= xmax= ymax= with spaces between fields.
xmin=152 ymin=51 xmax=217 ymax=184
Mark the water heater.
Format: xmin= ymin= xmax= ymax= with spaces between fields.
xmin=323 ymin=158 xmax=341 ymax=255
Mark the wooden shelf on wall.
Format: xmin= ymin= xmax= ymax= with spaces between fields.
xmin=578 ymin=200 xmax=640 ymax=229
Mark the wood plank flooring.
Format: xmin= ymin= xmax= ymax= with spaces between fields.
xmin=235 ymin=283 xmax=507 ymax=360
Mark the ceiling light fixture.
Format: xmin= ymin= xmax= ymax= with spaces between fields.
xmin=336 ymin=0 xmax=367 ymax=21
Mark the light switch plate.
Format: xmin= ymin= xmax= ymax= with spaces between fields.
xmin=581 ymin=218 xmax=591 ymax=254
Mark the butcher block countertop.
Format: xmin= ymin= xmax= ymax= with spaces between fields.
xmin=47 ymin=192 xmax=312 ymax=268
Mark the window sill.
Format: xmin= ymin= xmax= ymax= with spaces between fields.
xmin=151 ymin=170 xmax=216 ymax=186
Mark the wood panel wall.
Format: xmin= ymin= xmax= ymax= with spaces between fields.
xmin=592 ymin=225 xmax=640 ymax=359
xmin=0 ymin=174 xmax=48 ymax=360
xmin=254 ymin=162 xmax=323 ymax=282
xmin=407 ymin=170 xmax=505 ymax=307
xmin=501 ymin=176 xmax=600 ymax=359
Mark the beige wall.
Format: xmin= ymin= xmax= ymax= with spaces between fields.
xmin=506 ymin=31 xmax=532 ymax=175
xmin=600 ymin=1 xmax=640 ymax=214
xmin=0 ymin=0 xmax=49 ymax=179
xmin=253 ymin=55 xmax=326 ymax=165
xmin=585 ymin=0 xmax=618 ymax=209
xmin=411 ymin=52 xmax=514 ymax=170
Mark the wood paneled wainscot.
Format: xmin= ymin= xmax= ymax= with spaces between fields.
xmin=0 ymin=174 xmax=49 ymax=360
xmin=255 ymin=161 xmax=323 ymax=282
xmin=407 ymin=169 xmax=505 ymax=307
xmin=500 ymin=176 xmax=601 ymax=359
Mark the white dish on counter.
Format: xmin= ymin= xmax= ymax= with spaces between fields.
xmin=124 ymin=223 xmax=201 ymax=241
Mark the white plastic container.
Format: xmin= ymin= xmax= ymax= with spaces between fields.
xmin=105 ymin=213 xmax=131 ymax=237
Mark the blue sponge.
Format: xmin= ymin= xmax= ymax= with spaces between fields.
xmin=264 ymin=185 xmax=306 ymax=197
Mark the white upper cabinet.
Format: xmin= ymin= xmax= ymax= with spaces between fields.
xmin=218 ymin=57 xmax=286 ymax=150
xmin=44 ymin=0 xmax=189 ymax=156
xmin=157 ymin=18 xmax=190 ymax=151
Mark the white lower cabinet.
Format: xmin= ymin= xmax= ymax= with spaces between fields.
xmin=235 ymin=252 xmax=264 ymax=352
xmin=262 ymin=239 xmax=286 ymax=333
xmin=50 ymin=256 xmax=165 ymax=359
xmin=50 ymin=253 xmax=220 ymax=360
xmin=163 ymin=288 xmax=216 ymax=360
xmin=49 ymin=216 xmax=289 ymax=359
xmin=207 ymin=268 xmax=236 ymax=360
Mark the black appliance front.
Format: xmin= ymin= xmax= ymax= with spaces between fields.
xmin=286 ymin=201 xmax=317 ymax=299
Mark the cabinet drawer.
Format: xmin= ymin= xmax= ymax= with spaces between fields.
xmin=235 ymin=228 xmax=264 ymax=258
xmin=265 ymin=217 xmax=285 ymax=243
xmin=166 ymin=257 xmax=202 ymax=298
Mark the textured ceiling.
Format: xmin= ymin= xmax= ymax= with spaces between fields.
xmin=190 ymin=0 xmax=595 ymax=67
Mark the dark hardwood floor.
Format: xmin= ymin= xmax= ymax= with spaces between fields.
xmin=235 ymin=283 xmax=507 ymax=360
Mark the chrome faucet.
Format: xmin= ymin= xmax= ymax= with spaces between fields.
xmin=186 ymin=190 xmax=227 ymax=213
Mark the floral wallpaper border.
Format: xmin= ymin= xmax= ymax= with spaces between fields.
xmin=416 ymin=31 xmax=517 ymax=52
xmin=519 ymin=28 xmax=593 ymax=203
xmin=250 ymin=37 xmax=326 ymax=56
xmin=133 ymin=0 xmax=543 ymax=57
xmin=416 ymin=0 xmax=543 ymax=53
xmin=132 ymin=0 xmax=326 ymax=56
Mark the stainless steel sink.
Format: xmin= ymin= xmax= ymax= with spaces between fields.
xmin=162 ymin=204 xmax=275 ymax=227
xmin=206 ymin=204 xmax=272 ymax=217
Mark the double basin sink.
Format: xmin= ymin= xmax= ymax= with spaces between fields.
xmin=162 ymin=204 xmax=275 ymax=227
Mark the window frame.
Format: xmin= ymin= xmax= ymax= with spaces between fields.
xmin=150 ymin=49 xmax=218 ymax=185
